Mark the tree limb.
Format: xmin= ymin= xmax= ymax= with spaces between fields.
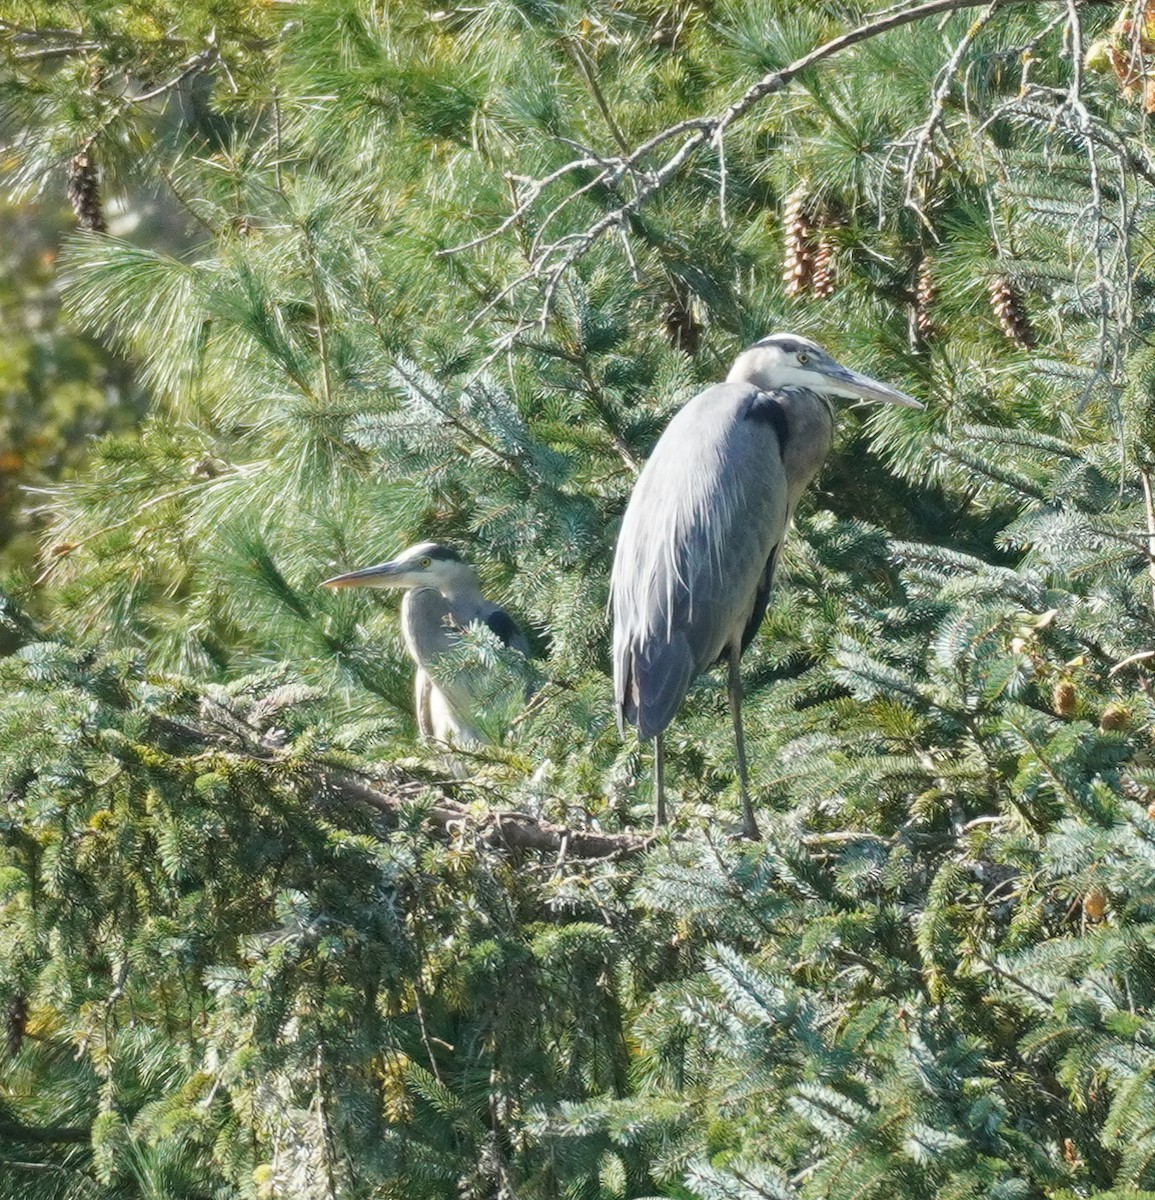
xmin=0 ymin=1119 xmax=90 ymax=1144
xmin=444 ymin=0 xmax=1086 ymax=320
xmin=313 ymin=767 xmax=653 ymax=859
xmin=151 ymin=706 xmax=653 ymax=861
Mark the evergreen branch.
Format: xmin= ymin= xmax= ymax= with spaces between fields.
xmin=387 ymin=359 xmax=519 ymax=468
xmin=974 ymin=952 xmax=1055 ymax=1005
xmin=0 ymin=1118 xmax=89 ymax=1144
xmin=30 ymin=472 xmax=241 ymax=586
xmin=150 ymin=706 xmax=651 ymax=860
xmin=991 ymin=94 xmax=1155 ymax=190
xmin=445 ymin=0 xmax=1080 ymax=326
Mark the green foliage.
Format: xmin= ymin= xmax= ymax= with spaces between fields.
xmin=6 ymin=0 xmax=1155 ymax=1196
xmin=0 ymin=199 xmax=143 ymax=577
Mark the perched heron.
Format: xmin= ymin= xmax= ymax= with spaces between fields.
xmin=321 ymin=541 xmax=529 ymax=746
xmin=611 ymin=333 xmax=922 ymax=839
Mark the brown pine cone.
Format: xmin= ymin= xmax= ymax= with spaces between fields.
xmin=990 ymin=273 xmax=1035 ymax=349
xmin=782 ymin=186 xmax=814 ymax=297
xmin=67 ymin=148 xmax=107 ymax=233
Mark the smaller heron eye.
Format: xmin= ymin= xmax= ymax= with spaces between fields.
xmin=420 ymin=557 xmax=431 ymax=567
xmin=797 ymin=352 xmax=811 ymax=365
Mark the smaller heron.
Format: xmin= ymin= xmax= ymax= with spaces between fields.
xmin=321 ymin=541 xmax=529 ymax=746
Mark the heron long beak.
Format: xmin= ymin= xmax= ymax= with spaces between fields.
xmin=320 ymin=561 xmax=402 ymax=589
xmin=822 ymin=364 xmax=923 ymax=408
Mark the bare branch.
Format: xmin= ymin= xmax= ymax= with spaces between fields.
xmin=1139 ymin=464 xmax=1155 ymax=614
xmin=443 ymin=158 xmax=605 ymax=256
xmin=443 ymin=0 xmax=1076 ymax=331
xmin=903 ymin=0 xmax=1003 ymax=219
xmin=127 ymin=44 xmax=219 ymax=105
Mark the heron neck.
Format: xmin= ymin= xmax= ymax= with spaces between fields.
xmin=438 ymin=580 xmax=487 ymax=615
xmin=782 ymin=387 xmax=835 ymax=509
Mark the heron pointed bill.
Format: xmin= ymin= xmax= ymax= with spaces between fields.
xmin=320 ymin=561 xmax=402 ymax=589
xmin=818 ymin=362 xmax=923 ymax=408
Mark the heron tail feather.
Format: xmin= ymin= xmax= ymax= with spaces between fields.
xmin=630 ymin=636 xmax=696 ymax=741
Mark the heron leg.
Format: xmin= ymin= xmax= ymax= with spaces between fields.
xmin=727 ymin=645 xmax=760 ymax=840
xmin=654 ymin=732 xmax=668 ymax=829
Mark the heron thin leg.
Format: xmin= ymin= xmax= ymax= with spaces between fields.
xmin=728 ymin=645 xmax=760 ymax=840
xmin=654 ymin=732 xmax=668 ymax=828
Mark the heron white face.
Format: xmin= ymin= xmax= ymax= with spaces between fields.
xmin=321 ymin=541 xmax=479 ymax=592
xmin=728 ymin=333 xmax=923 ymax=408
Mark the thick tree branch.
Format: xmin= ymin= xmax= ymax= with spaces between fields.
xmin=152 ymin=706 xmax=652 ymax=861
xmin=0 ymin=1118 xmax=90 ymax=1144
xmin=319 ymin=767 xmax=652 ymax=859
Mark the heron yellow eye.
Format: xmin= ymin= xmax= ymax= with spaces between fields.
xmin=420 ymin=556 xmax=431 ymax=567
xmin=797 ymin=352 xmax=811 ymax=365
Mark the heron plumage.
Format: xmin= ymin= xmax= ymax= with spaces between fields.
xmin=611 ymin=380 xmax=830 ymax=741
xmin=611 ymin=333 xmax=920 ymax=836
xmin=322 ymin=542 xmax=528 ymax=746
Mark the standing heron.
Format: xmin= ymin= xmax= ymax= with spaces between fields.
xmin=611 ymin=333 xmax=922 ymax=839
xmin=322 ymin=541 xmax=529 ymax=746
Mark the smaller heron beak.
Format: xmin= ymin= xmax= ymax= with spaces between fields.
xmin=320 ymin=561 xmax=401 ymax=589
xmin=824 ymin=365 xmax=923 ymax=409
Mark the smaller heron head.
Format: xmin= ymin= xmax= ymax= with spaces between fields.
xmin=728 ymin=333 xmax=922 ymax=408
xmin=321 ymin=541 xmax=479 ymax=593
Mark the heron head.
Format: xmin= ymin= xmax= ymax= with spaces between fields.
xmin=728 ymin=333 xmax=922 ymax=408
xmin=321 ymin=541 xmax=478 ymax=592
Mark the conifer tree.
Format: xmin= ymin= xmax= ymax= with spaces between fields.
xmin=6 ymin=1 xmax=1155 ymax=1197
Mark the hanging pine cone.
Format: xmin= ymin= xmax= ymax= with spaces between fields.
xmin=1083 ymin=886 xmax=1108 ymax=922
xmin=990 ymin=273 xmax=1035 ymax=349
xmin=661 ymin=280 xmax=703 ymax=356
xmin=6 ymin=994 xmax=27 ymax=1059
xmin=915 ymin=255 xmax=936 ymax=337
xmin=782 ymin=186 xmax=814 ymax=297
xmin=67 ymin=148 xmax=106 ymax=233
xmin=812 ymin=220 xmax=837 ymax=300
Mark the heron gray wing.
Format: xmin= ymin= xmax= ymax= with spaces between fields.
xmin=482 ymin=604 xmax=531 ymax=657
xmin=739 ymin=542 xmax=780 ymax=656
xmin=611 ymin=382 xmax=792 ymax=739
xmin=401 ymin=587 xmax=457 ymax=663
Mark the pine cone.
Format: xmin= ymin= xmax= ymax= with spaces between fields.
xmin=1083 ymin=886 xmax=1107 ymax=921
xmin=67 ymin=148 xmax=106 ymax=233
xmin=1052 ymin=679 xmax=1077 ymax=716
xmin=782 ymin=186 xmax=814 ymax=297
xmin=812 ymin=221 xmax=837 ymax=300
xmin=661 ymin=282 xmax=703 ymax=356
xmin=915 ymin=256 xmax=936 ymax=337
xmin=6 ymin=994 xmax=27 ymax=1059
xmin=990 ymin=273 xmax=1034 ymax=349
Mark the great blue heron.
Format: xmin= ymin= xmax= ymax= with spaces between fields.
xmin=611 ymin=333 xmax=922 ymax=839
xmin=322 ymin=541 xmax=529 ymax=746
